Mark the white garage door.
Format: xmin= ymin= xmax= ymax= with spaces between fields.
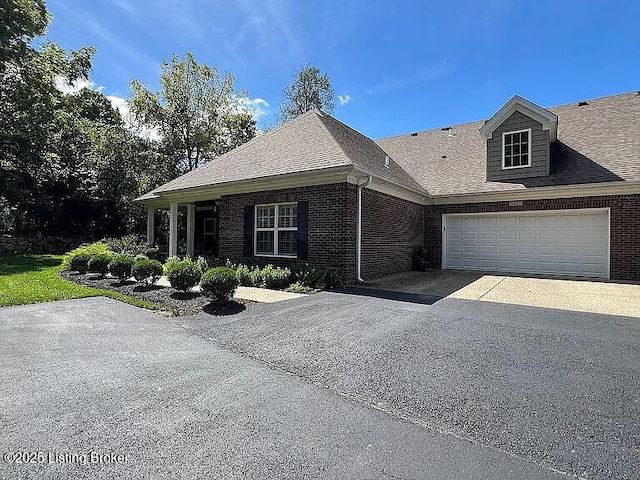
xmin=443 ymin=209 xmax=609 ymax=278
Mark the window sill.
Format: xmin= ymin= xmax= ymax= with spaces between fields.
xmin=254 ymin=254 xmax=298 ymax=259
xmin=502 ymin=164 xmax=531 ymax=170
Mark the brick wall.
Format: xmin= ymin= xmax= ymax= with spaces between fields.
xmin=425 ymin=194 xmax=640 ymax=281
xmin=218 ymin=183 xmax=358 ymax=280
xmin=361 ymin=189 xmax=424 ymax=280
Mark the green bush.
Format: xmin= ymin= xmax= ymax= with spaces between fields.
xmin=132 ymin=259 xmax=163 ymax=285
xmin=322 ymin=267 xmax=344 ymax=289
xmin=134 ymin=253 xmax=148 ymax=262
xmin=297 ymin=266 xmax=326 ymax=288
xmin=108 ymin=255 xmax=135 ymax=281
xmin=285 ymin=282 xmax=315 ymax=294
xmin=104 ymin=234 xmax=147 ymax=256
xmin=69 ymin=253 xmax=91 ymax=274
xmin=412 ymin=246 xmax=429 ymax=271
xmin=145 ymin=247 xmax=161 ymax=260
xmin=63 ymin=241 xmax=111 ymax=269
xmin=195 ymin=256 xmax=209 ymax=273
xmin=164 ymin=257 xmax=202 ymax=292
xmin=249 ymin=266 xmax=263 ymax=287
xmin=261 ymin=265 xmax=292 ymax=289
xmin=87 ymin=253 xmax=112 ymax=277
xmin=200 ymin=267 xmax=240 ymax=304
xmin=236 ymin=265 xmax=252 ymax=286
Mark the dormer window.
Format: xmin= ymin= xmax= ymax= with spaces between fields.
xmin=502 ymin=129 xmax=531 ymax=169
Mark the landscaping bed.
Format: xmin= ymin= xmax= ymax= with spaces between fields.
xmin=60 ymin=270 xmax=250 ymax=316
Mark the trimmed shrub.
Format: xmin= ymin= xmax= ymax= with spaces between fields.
xmin=132 ymin=259 xmax=163 ymax=285
xmin=69 ymin=253 xmax=91 ymax=274
xmin=249 ymin=266 xmax=263 ymax=287
xmin=164 ymin=257 xmax=202 ymax=292
xmin=104 ymin=234 xmax=147 ymax=256
xmin=412 ymin=246 xmax=429 ymax=271
xmin=236 ymin=265 xmax=252 ymax=286
xmin=87 ymin=253 xmax=112 ymax=277
xmin=145 ymin=247 xmax=161 ymax=260
xmin=200 ymin=267 xmax=239 ymax=304
xmin=195 ymin=256 xmax=209 ymax=273
xmin=297 ymin=266 xmax=326 ymax=288
xmin=261 ymin=265 xmax=292 ymax=289
xmin=322 ymin=267 xmax=344 ymax=289
xmin=108 ymin=255 xmax=135 ymax=281
xmin=63 ymin=241 xmax=111 ymax=270
xmin=134 ymin=253 xmax=148 ymax=262
xmin=285 ymin=282 xmax=314 ymax=294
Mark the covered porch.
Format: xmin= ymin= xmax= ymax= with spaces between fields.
xmin=145 ymin=200 xmax=219 ymax=258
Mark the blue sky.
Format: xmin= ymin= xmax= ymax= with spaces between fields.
xmin=46 ymin=0 xmax=640 ymax=138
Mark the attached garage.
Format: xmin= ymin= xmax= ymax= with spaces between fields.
xmin=442 ymin=209 xmax=610 ymax=278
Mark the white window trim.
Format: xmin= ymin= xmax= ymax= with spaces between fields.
xmin=502 ymin=128 xmax=532 ymax=170
xmin=254 ymin=203 xmax=298 ymax=258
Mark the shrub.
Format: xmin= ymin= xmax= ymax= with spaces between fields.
xmin=164 ymin=257 xmax=202 ymax=292
xmin=285 ymin=282 xmax=315 ymax=294
xmin=104 ymin=234 xmax=148 ymax=256
xmin=132 ymin=259 xmax=163 ymax=285
xmin=108 ymin=255 xmax=135 ymax=282
xmin=68 ymin=253 xmax=91 ymax=274
xmin=322 ymin=267 xmax=344 ymax=289
xmin=249 ymin=266 xmax=263 ymax=287
xmin=145 ymin=247 xmax=161 ymax=260
xmin=297 ymin=266 xmax=326 ymax=288
xmin=236 ymin=264 xmax=252 ymax=286
xmin=261 ymin=265 xmax=292 ymax=289
xmin=412 ymin=246 xmax=429 ymax=271
xmin=195 ymin=256 xmax=209 ymax=273
xmin=200 ymin=267 xmax=239 ymax=304
xmin=63 ymin=241 xmax=111 ymax=270
xmin=87 ymin=253 xmax=112 ymax=277
xmin=134 ymin=253 xmax=148 ymax=262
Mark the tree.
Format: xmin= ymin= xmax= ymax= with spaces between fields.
xmin=0 ymin=0 xmax=49 ymax=70
xmin=129 ymin=52 xmax=257 ymax=172
xmin=279 ymin=65 xmax=335 ymax=123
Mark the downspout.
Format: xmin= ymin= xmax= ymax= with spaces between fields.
xmin=356 ymin=176 xmax=373 ymax=282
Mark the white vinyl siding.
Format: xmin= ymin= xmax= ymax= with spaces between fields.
xmin=443 ymin=209 xmax=610 ymax=278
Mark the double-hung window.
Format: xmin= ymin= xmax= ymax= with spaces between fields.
xmin=255 ymin=203 xmax=298 ymax=257
xmin=502 ymin=128 xmax=531 ymax=169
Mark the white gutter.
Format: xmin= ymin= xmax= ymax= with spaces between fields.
xmin=356 ymin=175 xmax=373 ymax=282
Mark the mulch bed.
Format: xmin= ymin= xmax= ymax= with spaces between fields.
xmin=60 ymin=271 xmax=251 ymax=316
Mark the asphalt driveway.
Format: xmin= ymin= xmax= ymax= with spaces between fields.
xmin=1 ymin=294 xmax=638 ymax=479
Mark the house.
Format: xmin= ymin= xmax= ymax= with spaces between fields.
xmin=136 ymin=92 xmax=640 ymax=282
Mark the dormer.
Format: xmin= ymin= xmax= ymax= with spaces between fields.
xmin=479 ymin=96 xmax=558 ymax=182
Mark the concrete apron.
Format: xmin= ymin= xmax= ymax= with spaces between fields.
xmin=449 ymin=275 xmax=640 ymax=318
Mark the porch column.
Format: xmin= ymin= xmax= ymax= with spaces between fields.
xmin=169 ymin=202 xmax=178 ymax=257
xmin=146 ymin=209 xmax=155 ymax=246
xmin=186 ymin=204 xmax=195 ymax=258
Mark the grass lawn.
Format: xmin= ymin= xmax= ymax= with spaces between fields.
xmin=0 ymin=253 xmax=163 ymax=311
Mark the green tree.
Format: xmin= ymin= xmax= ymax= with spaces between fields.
xmin=130 ymin=52 xmax=257 ymax=172
xmin=279 ymin=65 xmax=335 ymax=123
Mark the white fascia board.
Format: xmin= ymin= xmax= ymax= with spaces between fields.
xmin=479 ymin=95 xmax=558 ymax=141
xmin=138 ymin=166 xmax=353 ymax=208
xmin=431 ymin=181 xmax=640 ymax=205
xmin=350 ymin=166 xmax=429 ymax=204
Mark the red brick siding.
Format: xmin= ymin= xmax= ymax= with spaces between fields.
xmin=361 ymin=190 xmax=424 ymax=280
xmin=425 ymin=195 xmax=640 ymax=281
xmin=218 ymin=183 xmax=358 ymax=280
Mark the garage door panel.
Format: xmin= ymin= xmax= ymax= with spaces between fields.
xmin=444 ymin=210 xmax=609 ymax=278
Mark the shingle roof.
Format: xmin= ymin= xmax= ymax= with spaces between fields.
xmin=376 ymin=92 xmax=640 ymax=196
xmin=139 ymin=109 xmax=425 ymax=200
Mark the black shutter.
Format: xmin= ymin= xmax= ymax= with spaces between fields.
xmin=297 ymin=201 xmax=309 ymax=260
xmin=243 ymin=205 xmax=254 ymax=257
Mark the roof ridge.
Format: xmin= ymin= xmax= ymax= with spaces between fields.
xmin=310 ymin=111 xmax=356 ymax=167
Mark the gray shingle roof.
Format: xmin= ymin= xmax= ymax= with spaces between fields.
xmin=376 ymin=92 xmax=640 ymax=196
xmin=139 ymin=109 xmax=425 ymax=200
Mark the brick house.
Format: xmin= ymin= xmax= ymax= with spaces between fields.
xmin=136 ymin=92 xmax=640 ymax=282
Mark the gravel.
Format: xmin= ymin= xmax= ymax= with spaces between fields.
xmin=60 ymin=271 xmax=250 ymax=316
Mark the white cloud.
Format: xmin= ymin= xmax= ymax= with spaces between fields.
xmin=365 ymin=63 xmax=453 ymax=96
xmin=54 ymin=76 xmax=95 ymax=95
xmin=237 ymin=97 xmax=270 ymax=119
xmin=338 ymin=94 xmax=351 ymax=106
xmin=106 ymin=95 xmax=162 ymax=141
